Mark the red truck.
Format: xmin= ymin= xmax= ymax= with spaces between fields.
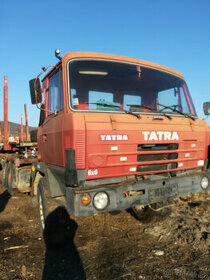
xmin=2 ymin=51 xmax=210 ymax=234
xmin=28 ymin=51 xmax=210 ymax=233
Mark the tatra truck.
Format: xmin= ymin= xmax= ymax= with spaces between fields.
xmin=3 ymin=51 xmax=210 ymax=233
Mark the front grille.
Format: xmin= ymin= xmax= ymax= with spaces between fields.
xmin=137 ymin=162 xmax=177 ymax=172
xmin=137 ymin=153 xmax=178 ymax=162
xmin=137 ymin=143 xmax=178 ymax=173
xmin=138 ymin=143 xmax=178 ymax=151
xmin=75 ymin=131 xmax=86 ymax=168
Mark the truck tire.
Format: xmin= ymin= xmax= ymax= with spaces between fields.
xmin=37 ymin=178 xmax=57 ymax=238
xmin=0 ymin=165 xmax=2 ymax=185
xmin=37 ymin=178 xmax=48 ymax=237
xmin=131 ymin=201 xmax=173 ymax=223
xmin=2 ymin=163 xmax=8 ymax=188
xmin=7 ymin=164 xmax=13 ymax=194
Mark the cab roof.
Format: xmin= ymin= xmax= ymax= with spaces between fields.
xmin=44 ymin=52 xmax=185 ymax=80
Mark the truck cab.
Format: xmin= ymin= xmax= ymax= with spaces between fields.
xmin=30 ymin=52 xmax=210 ymax=218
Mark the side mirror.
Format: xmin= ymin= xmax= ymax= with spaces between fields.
xmin=29 ymin=78 xmax=42 ymax=104
xmin=203 ymin=102 xmax=210 ymax=115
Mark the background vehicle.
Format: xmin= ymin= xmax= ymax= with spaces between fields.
xmin=0 ymin=76 xmax=37 ymax=194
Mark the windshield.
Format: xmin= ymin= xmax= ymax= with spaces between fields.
xmin=68 ymin=59 xmax=196 ymax=116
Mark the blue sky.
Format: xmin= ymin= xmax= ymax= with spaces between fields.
xmin=0 ymin=0 xmax=210 ymax=127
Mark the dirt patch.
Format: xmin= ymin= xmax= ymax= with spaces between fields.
xmin=0 ymin=186 xmax=210 ymax=280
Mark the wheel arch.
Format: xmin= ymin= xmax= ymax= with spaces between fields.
xmin=31 ymin=162 xmax=65 ymax=198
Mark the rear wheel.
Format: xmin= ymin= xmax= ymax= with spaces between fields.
xmin=7 ymin=164 xmax=14 ymax=194
xmin=2 ymin=163 xmax=8 ymax=188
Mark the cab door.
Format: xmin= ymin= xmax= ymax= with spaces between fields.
xmin=41 ymin=68 xmax=65 ymax=166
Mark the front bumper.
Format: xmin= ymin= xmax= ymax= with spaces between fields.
xmin=66 ymin=171 xmax=210 ymax=216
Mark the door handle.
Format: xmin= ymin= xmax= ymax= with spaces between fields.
xmin=43 ymin=134 xmax=47 ymax=142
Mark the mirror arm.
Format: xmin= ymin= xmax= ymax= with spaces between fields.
xmin=203 ymin=102 xmax=210 ymax=116
xmin=34 ymin=65 xmax=56 ymax=114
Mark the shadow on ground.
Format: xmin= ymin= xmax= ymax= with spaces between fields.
xmin=42 ymin=206 xmax=86 ymax=280
xmin=0 ymin=190 xmax=11 ymax=213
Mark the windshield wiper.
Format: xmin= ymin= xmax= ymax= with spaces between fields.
xmin=88 ymin=102 xmax=120 ymax=108
xmin=88 ymin=102 xmax=141 ymax=119
xmin=124 ymin=110 xmax=141 ymax=119
xmin=127 ymin=104 xmax=172 ymax=120
xmin=157 ymin=103 xmax=196 ymax=121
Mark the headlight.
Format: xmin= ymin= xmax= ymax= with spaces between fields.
xmin=93 ymin=192 xmax=109 ymax=210
xmin=201 ymin=176 xmax=209 ymax=190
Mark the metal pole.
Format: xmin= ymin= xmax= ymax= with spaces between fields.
xmin=21 ymin=113 xmax=23 ymax=142
xmin=3 ymin=76 xmax=11 ymax=150
xmin=24 ymin=104 xmax=29 ymax=141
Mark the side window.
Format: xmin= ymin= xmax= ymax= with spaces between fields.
xmin=49 ymin=68 xmax=64 ymax=114
xmin=60 ymin=70 xmax=64 ymax=110
xmin=49 ymin=71 xmax=59 ymax=113
xmin=179 ymin=87 xmax=190 ymax=114
xmin=39 ymin=85 xmax=47 ymax=126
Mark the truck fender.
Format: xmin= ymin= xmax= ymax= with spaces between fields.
xmin=32 ymin=172 xmax=43 ymax=196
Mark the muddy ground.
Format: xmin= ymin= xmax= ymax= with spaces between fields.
xmin=0 ymin=184 xmax=210 ymax=280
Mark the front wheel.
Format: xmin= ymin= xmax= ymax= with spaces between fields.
xmin=37 ymin=178 xmax=48 ymax=236
xmin=37 ymin=178 xmax=61 ymax=238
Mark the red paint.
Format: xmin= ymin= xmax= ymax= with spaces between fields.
xmin=77 ymin=104 xmax=88 ymax=110
xmin=123 ymin=192 xmax=128 ymax=198
xmin=15 ymin=158 xmax=20 ymax=167
xmin=24 ymin=104 xmax=29 ymax=141
xmin=3 ymin=76 xmax=11 ymax=151
xmin=21 ymin=114 xmax=23 ymax=142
